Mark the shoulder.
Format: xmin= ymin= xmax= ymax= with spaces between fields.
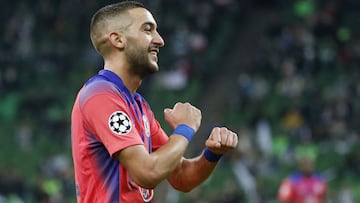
xmin=313 ymin=172 xmax=327 ymax=182
xmin=287 ymin=172 xmax=302 ymax=183
xmin=79 ymin=79 xmax=119 ymax=106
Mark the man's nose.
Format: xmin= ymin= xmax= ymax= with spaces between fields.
xmin=153 ymin=31 xmax=164 ymax=47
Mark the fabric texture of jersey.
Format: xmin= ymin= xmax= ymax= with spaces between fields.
xmin=71 ymin=70 xmax=169 ymax=203
xmin=278 ymin=172 xmax=327 ymax=203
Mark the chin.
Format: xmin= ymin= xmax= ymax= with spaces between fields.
xmin=140 ymin=64 xmax=158 ymax=78
xmin=149 ymin=62 xmax=159 ymax=73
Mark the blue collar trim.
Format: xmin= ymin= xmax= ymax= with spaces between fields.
xmin=98 ymin=69 xmax=135 ymax=103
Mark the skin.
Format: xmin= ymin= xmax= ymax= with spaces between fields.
xmin=100 ymin=7 xmax=238 ymax=191
xmin=298 ymin=157 xmax=314 ymax=176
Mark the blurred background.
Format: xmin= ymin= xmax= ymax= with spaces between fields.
xmin=0 ymin=0 xmax=360 ymax=202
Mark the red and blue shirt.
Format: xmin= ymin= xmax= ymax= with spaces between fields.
xmin=71 ymin=70 xmax=169 ymax=203
xmin=278 ymin=172 xmax=327 ymax=203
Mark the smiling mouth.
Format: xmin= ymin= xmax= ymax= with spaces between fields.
xmin=149 ymin=51 xmax=158 ymax=62
xmin=150 ymin=48 xmax=159 ymax=54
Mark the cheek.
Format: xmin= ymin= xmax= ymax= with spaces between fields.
xmin=142 ymin=35 xmax=153 ymax=48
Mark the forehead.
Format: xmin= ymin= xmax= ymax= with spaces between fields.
xmin=127 ymin=7 xmax=157 ymax=27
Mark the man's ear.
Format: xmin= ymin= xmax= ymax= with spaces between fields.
xmin=109 ymin=32 xmax=125 ymax=49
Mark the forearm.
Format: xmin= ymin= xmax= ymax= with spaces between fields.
xmin=117 ymin=123 xmax=197 ymax=189
xmin=144 ymin=124 xmax=198 ymax=186
xmin=119 ymin=135 xmax=189 ymax=189
xmin=167 ymin=150 xmax=219 ymax=192
xmin=167 ymin=126 xmax=237 ymax=192
xmin=147 ymin=135 xmax=189 ymax=183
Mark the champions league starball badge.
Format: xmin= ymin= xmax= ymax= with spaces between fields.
xmin=108 ymin=111 xmax=132 ymax=135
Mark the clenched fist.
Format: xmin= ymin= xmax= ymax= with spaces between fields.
xmin=205 ymin=127 xmax=238 ymax=155
xmin=164 ymin=102 xmax=202 ymax=132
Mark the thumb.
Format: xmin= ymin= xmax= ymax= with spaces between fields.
xmin=205 ymin=139 xmax=221 ymax=149
xmin=164 ymin=108 xmax=176 ymax=129
xmin=164 ymin=108 xmax=173 ymax=121
xmin=164 ymin=108 xmax=172 ymax=114
xmin=206 ymin=128 xmax=222 ymax=148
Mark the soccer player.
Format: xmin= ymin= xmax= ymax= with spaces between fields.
xmin=70 ymin=1 xmax=238 ymax=203
xmin=277 ymin=148 xmax=327 ymax=203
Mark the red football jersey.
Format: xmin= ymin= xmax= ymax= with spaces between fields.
xmin=71 ymin=70 xmax=169 ymax=203
xmin=278 ymin=172 xmax=327 ymax=203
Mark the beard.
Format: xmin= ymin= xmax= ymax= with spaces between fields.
xmin=124 ymin=38 xmax=159 ymax=78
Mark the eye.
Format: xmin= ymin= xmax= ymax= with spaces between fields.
xmin=144 ymin=26 xmax=152 ymax=33
xmin=143 ymin=23 xmax=155 ymax=34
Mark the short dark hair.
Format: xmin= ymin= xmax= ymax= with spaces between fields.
xmin=90 ymin=1 xmax=145 ymax=54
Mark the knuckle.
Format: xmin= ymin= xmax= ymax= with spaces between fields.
xmin=220 ymin=127 xmax=227 ymax=133
xmin=234 ymin=132 xmax=238 ymax=139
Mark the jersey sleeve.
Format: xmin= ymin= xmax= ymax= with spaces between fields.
xmin=142 ymin=100 xmax=168 ymax=151
xmin=318 ymin=175 xmax=328 ymax=197
xmin=150 ymin=117 xmax=168 ymax=151
xmin=80 ymin=81 xmax=144 ymax=157
xmin=278 ymin=178 xmax=294 ymax=202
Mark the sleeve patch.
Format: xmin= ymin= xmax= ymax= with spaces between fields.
xmin=108 ymin=111 xmax=132 ymax=135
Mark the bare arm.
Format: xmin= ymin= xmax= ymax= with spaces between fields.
xmin=114 ymin=102 xmax=201 ymax=189
xmin=168 ymin=127 xmax=238 ymax=192
xmin=114 ymin=134 xmax=188 ymax=189
xmin=167 ymin=153 xmax=217 ymax=192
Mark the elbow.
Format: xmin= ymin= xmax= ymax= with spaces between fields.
xmin=135 ymin=176 xmax=160 ymax=189
xmin=137 ymin=182 xmax=158 ymax=190
xmin=168 ymin=171 xmax=198 ymax=192
xmin=170 ymin=182 xmax=196 ymax=193
xmin=177 ymin=187 xmax=194 ymax=193
xmin=134 ymin=170 xmax=167 ymax=189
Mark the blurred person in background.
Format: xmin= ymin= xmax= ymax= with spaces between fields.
xmin=277 ymin=146 xmax=327 ymax=203
xmin=70 ymin=1 xmax=238 ymax=203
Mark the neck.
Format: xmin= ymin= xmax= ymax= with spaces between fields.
xmin=301 ymin=171 xmax=313 ymax=177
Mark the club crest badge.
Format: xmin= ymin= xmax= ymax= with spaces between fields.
xmin=139 ymin=187 xmax=154 ymax=202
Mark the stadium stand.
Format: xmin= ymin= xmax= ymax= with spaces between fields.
xmin=0 ymin=0 xmax=359 ymax=202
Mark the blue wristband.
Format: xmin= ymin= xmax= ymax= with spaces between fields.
xmin=204 ymin=147 xmax=222 ymax=162
xmin=173 ymin=124 xmax=195 ymax=142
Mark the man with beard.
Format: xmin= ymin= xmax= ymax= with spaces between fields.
xmin=70 ymin=1 xmax=238 ymax=203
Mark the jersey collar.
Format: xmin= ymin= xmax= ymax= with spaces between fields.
xmin=98 ymin=69 xmax=135 ymax=103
